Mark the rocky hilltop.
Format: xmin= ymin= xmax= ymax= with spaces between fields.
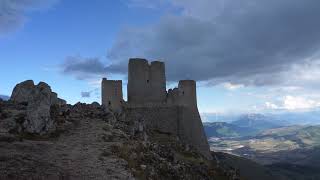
xmin=0 ymin=80 xmax=241 ymax=180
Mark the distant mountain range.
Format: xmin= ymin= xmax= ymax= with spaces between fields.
xmin=203 ymin=111 xmax=320 ymax=180
xmin=204 ymin=122 xmax=258 ymax=138
xmin=204 ymin=114 xmax=287 ymax=138
xmin=208 ymin=123 xmax=320 ymax=180
xmin=271 ymin=111 xmax=320 ymax=125
xmin=231 ymin=114 xmax=287 ymax=131
xmin=203 ymin=111 xmax=320 ymax=126
xmin=0 ymin=95 xmax=9 ymax=101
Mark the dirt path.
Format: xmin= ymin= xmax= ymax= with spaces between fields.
xmin=0 ymin=117 xmax=134 ymax=180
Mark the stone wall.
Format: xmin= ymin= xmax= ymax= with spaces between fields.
xmin=126 ymin=105 xmax=212 ymax=160
xmin=127 ymin=58 xmax=166 ymax=105
xmin=166 ymin=88 xmax=179 ymax=105
xmin=125 ymin=105 xmax=179 ymax=135
xmin=101 ymin=78 xmax=123 ymax=112
xmin=178 ymin=80 xmax=197 ymax=108
xmin=178 ymin=107 xmax=212 ymax=159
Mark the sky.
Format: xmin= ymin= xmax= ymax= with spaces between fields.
xmin=1 ymin=0 xmax=320 ymax=114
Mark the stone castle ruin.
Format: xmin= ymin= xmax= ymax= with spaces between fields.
xmin=101 ymin=78 xmax=123 ymax=112
xmin=101 ymin=58 xmax=211 ymax=159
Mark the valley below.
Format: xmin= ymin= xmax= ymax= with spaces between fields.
xmin=204 ymin=114 xmax=320 ymax=180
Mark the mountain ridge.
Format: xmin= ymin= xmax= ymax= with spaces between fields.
xmin=0 ymin=95 xmax=9 ymax=101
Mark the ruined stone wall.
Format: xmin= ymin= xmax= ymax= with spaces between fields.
xmin=174 ymin=80 xmax=211 ymax=159
xmin=166 ymin=88 xmax=179 ymax=105
xmin=127 ymin=58 xmax=166 ymax=105
xmin=101 ymin=78 xmax=123 ymax=112
xmin=125 ymin=106 xmax=180 ymax=135
xmin=178 ymin=107 xmax=212 ymax=160
xmin=103 ymin=58 xmax=211 ymax=159
xmin=149 ymin=61 xmax=166 ymax=103
xmin=166 ymin=80 xmax=197 ymax=108
xmin=178 ymin=80 xmax=197 ymax=108
xmin=126 ymin=105 xmax=212 ymax=160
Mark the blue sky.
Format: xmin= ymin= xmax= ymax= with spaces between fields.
xmin=2 ymin=0 xmax=320 ymax=114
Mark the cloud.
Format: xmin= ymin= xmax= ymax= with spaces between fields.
xmin=283 ymin=95 xmax=320 ymax=110
xmin=81 ymin=91 xmax=91 ymax=98
xmin=108 ymin=0 xmax=320 ymax=87
xmin=222 ymin=82 xmax=244 ymax=90
xmin=265 ymin=102 xmax=279 ymax=110
xmin=0 ymin=0 xmax=58 ymax=36
xmin=61 ymin=56 xmax=127 ymax=80
xmin=263 ymin=95 xmax=320 ymax=111
xmin=61 ymin=56 xmax=107 ymax=80
xmin=80 ymin=88 xmax=99 ymax=98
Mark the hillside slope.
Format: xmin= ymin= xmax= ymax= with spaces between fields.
xmin=204 ymin=122 xmax=258 ymax=138
xmin=214 ymin=152 xmax=277 ymax=180
xmin=231 ymin=114 xmax=286 ymax=131
xmin=0 ymin=99 xmax=239 ymax=179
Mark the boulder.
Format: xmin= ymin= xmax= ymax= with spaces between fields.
xmin=10 ymin=80 xmax=35 ymax=103
xmin=10 ymin=80 xmax=66 ymax=134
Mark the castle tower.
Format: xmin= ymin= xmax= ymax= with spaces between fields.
xmin=101 ymin=78 xmax=123 ymax=112
xmin=177 ymin=80 xmax=211 ymax=159
xmin=127 ymin=58 xmax=166 ymax=105
xmin=178 ymin=80 xmax=197 ymax=108
xmin=149 ymin=61 xmax=166 ymax=102
xmin=125 ymin=58 xmax=211 ymax=159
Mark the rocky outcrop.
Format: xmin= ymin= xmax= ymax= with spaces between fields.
xmin=10 ymin=80 xmax=66 ymax=106
xmin=10 ymin=80 xmax=35 ymax=103
xmin=9 ymin=80 xmax=66 ymax=134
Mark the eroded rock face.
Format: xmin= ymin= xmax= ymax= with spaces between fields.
xmin=10 ymin=80 xmax=35 ymax=103
xmin=10 ymin=80 xmax=66 ymax=134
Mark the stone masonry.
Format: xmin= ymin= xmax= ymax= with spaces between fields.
xmin=127 ymin=58 xmax=166 ymax=105
xmin=101 ymin=78 xmax=123 ymax=112
xmin=101 ymin=58 xmax=212 ymax=159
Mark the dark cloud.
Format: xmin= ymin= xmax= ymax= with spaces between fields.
xmin=62 ymin=56 xmax=107 ymax=80
xmin=0 ymin=0 xmax=58 ymax=35
xmin=61 ymin=56 xmax=127 ymax=80
xmin=81 ymin=88 xmax=99 ymax=98
xmin=106 ymin=0 xmax=320 ymax=86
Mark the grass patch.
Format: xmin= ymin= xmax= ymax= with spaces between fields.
xmin=110 ymin=143 xmax=147 ymax=179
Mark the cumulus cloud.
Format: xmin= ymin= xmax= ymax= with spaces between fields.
xmin=222 ymin=82 xmax=244 ymax=90
xmin=265 ymin=102 xmax=279 ymax=110
xmin=264 ymin=95 xmax=320 ymax=111
xmin=107 ymin=0 xmax=320 ymax=87
xmin=283 ymin=96 xmax=320 ymax=110
xmin=0 ymin=0 xmax=58 ymax=35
